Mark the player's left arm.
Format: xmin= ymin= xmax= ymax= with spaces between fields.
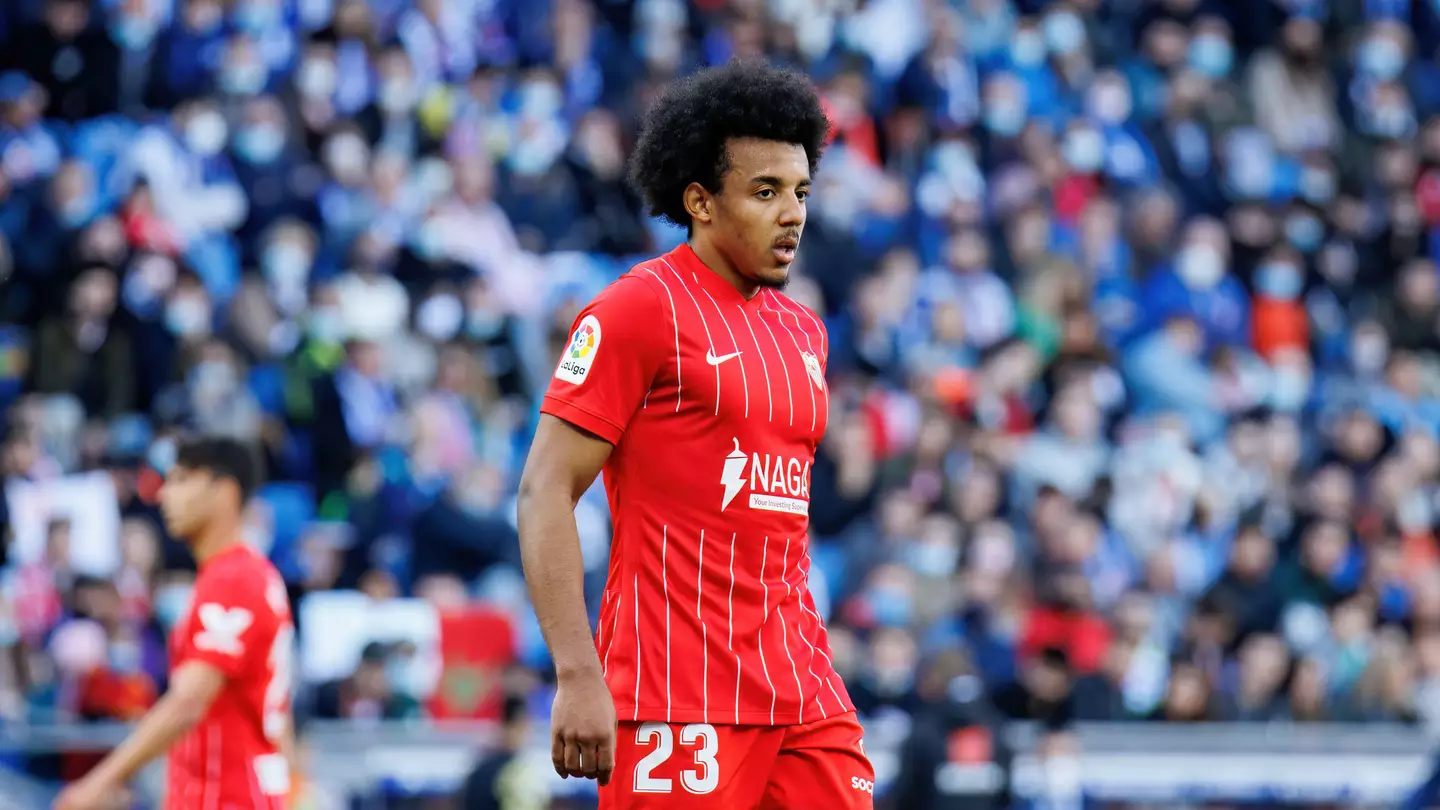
xmin=72 ymin=660 xmax=228 ymax=791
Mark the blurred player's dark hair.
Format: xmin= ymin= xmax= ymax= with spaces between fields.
xmin=175 ymin=437 xmax=258 ymax=504
xmin=627 ymin=59 xmax=831 ymax=228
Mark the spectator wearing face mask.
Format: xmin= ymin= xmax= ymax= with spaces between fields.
xmin=1084 ymin=70 xmax=1159 ymax=189
xmin=1252 ymin=246 xmax=1310 ymax=360
xmin=1138 ymin=216 xmax=1251 ymax=350
xmin=229 ymin=96 xmax=309 ymax=249
xmin=356 ymin=44 xmax=437 ymax=157
xmin=116 ymin=100 xmax=248 ymax=293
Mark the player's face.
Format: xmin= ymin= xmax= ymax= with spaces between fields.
xmin=158 ymin=465 xmax=217 ymax=541
xmin=711 ymin=137 xmax=810 ymax=288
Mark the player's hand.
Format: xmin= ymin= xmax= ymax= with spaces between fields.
xmin=550 ymin=669 xmax=617 ymax=785
xmin=53 ymin=777 xmax=129 ymax=810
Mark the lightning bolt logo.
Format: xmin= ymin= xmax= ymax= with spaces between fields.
xmin=720 ymin=438 xmax=748 ymax=511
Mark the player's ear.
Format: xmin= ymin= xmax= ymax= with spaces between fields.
xmin=214 ymin=475 xmax=243 ymax=513
xmin=683 ymin=181 xmax=713 ymax=226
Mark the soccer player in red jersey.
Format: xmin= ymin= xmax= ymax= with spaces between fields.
xmin=519 ymin=60 xmax=874 ymax=809
xmin=56 ymin=438 xmax=295 ymax=810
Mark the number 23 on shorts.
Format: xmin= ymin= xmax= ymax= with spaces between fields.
xmin=602 ymin=721 xmax=748 ymax=808
xmin=634 ymin=723 xmax=720 ymax=794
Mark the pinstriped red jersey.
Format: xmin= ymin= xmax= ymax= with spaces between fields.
xmin=166 ymin=545 xmax=293 ymax=810
xmin=541 ymin=243 xmax=854 ymax=727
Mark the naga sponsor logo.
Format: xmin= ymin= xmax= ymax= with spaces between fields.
xmin=851 ymin=777 xmax=874 ymax=794
xmin=719 ymin=438 xmax=810 ymax=515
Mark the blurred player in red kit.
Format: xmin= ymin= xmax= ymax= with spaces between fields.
xmin=518 ymin=60 xmax=874 ymax=809
xmin=56 ymin=438 xmax=295 ymax=810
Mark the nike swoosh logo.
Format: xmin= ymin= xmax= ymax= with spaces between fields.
xmin=706 ymin=349 xmax=743 ymax=366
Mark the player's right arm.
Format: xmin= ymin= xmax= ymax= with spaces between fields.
xmin=519 ymin=275 xmax=666 ymax=786
xmin=518 ymin=414 xmax=616 ymax=784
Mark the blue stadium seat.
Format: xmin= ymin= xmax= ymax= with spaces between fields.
xmin=246 ymin=363 xmax=287 ymax=417
xmin=256 ymin=481 xmax=316 ymax=560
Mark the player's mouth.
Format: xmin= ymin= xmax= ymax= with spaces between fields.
xmin=772 ymin=236 xmax=799 ymax=264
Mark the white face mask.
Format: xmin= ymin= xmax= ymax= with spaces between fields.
xmin=296 ymin=58 xmax=337 ymax=98
xmin=908 ymin=542 xmax=959 ymax=578
xmin=1352 ymin=334 xmax=1389 ymax=374
xmin=519 ymin=81 xmax=563 ymax=118
xmin=416 ymin=294 xmax=464 ymax=341
xmin=165 ymin=296 xmax=212 ymax=336
xmin=1011 ymin=30 xmax=1046 ymax=67
xmin=1269 ymin=365 xmax=1312 ymax=412
xmin=1176 ymin=244 xmax=1224 ymax=289
xmin=377 ymin=78 xmax=415 ymax=113
xmin=148 ymin=437 xmax=177 ymax=473
xmin=153 ymin=583 xmax=194 ymax=629
xmin=1088 ymin=82 xmax=1131 ymax=124
xmin=185 ymin=111 xmax=228 ymax=156
xmin=263 ymin=242 xmax=312 ymax=286
xmin=191 ymin=360 xmax=236 ymax=395
xmin=1043 ymin=11 xmax=1085 ymax=55
xmin=1398 ymin=490 xmax=1434 ymax=533
xmin=323 ymin=134 xmax=369 ymax=180
xmin=1062 ymin=128 xmax=1104 ymax=172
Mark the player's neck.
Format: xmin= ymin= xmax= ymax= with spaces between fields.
xmin=687 ymin=239 xmax=760 ymax=301
xmin=190 ymin=519 xmax=243 ymax=566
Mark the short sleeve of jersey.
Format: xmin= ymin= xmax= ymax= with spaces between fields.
xmin=541 ymin=274 xmax=668 ymax=445
xmin=179 ymin=567 xmax=276 ymax=679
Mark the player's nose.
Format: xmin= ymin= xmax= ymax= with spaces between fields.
xmin=777 ymin=193 xmax=804 ymax=227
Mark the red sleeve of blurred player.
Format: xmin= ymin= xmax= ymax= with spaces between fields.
xmin=540 ymin=274 xmax=668 ymax=445
xmin=178 ymin=566 xmax=279 ymax=680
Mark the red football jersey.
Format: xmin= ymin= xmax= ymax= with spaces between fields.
xmin=542 ymin=244 xmax=854 ymax=727
xmin=166 ymin=544 xmax=293 ymax=810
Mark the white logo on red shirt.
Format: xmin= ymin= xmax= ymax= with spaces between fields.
xmin=705 ymin=349 xmax=743 ymax=366
xmin=800 ymin=351 xmax=825 ymax=391
xmin=555 ymin=314 xmax=602 ymax=385
xmin=718 ymin=438 xmax=811 ymax=515
xmin=193 ymin=603 xmax=253 ymax=656
xmin=720 ymin=439 xmax=748 ymax=510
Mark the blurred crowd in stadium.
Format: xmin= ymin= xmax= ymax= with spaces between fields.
xmin=5 ymin=0 xmax=1440 ymax=805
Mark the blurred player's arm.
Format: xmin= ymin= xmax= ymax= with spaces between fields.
xmin=63 ymin=661 xmax=225 ymax=797
xmin=517 ymin=413 xmax=612 ymax=683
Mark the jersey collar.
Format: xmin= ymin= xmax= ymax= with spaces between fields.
xmin=670 ymin=243 xmax=767 ymax=311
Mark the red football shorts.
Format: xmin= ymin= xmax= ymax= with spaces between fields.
xmin=598 ymin=711 xmax=874 ymax=809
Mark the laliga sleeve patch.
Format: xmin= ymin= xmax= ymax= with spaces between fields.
xmin=555 ymin=314 xmax=602 ymax=384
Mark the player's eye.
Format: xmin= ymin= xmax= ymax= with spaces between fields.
xmin=755 ymin=188 xmax=775 ymax=200
xmin=796 ymin=188 xmax=810 ymax=202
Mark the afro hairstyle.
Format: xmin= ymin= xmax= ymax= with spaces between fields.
xmin=628 ymin=60 xmax=832 ymax=228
